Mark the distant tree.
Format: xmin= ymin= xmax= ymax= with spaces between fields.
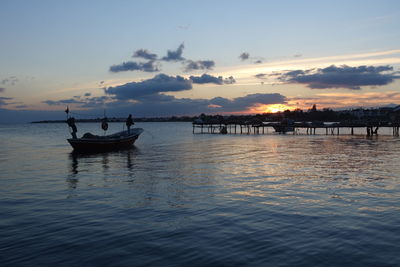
xmin=310 ymin=104 xmax=317 ymax=112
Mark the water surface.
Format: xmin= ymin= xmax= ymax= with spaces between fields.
xmin=0 ymin=122 xmax=399 ymax=266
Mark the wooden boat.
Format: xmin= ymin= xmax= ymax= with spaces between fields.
xmin=67 ymin=128 xmax=144 ymax=152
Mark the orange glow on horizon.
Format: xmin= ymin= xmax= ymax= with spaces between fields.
xmin=255 ymin=104 xmax=294 ymax=113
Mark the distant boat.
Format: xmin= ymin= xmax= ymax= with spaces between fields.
xmin=271 ymin=119 xmax=295 ymax=133
xmin=272 ymin=125 xmax=294 ymax=133
xmin=67 ymin=128 xmax=143 ymax=152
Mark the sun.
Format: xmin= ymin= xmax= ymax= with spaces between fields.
xmin=264 ymin=104 xmax=291 ymax=113
xmin=246 ymin=103 xmax=294 ymax=114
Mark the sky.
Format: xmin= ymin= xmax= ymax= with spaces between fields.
xmin=1 ymin=0 xmax=400 ymax=122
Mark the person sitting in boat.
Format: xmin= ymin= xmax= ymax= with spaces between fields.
xmin=126 ymin=114 xmax=134 ymax=133
xmin=67 ymin=117 xmax=78 ymax=139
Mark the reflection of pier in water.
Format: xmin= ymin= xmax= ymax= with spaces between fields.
xmin=193 ymin=121 xmax=400 ymax=136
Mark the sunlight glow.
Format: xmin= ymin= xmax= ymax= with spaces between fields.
xmin=248 ymin=103 xmax=294 ymax=114
xmin=264 ymin=104 xmax=292 ymax=113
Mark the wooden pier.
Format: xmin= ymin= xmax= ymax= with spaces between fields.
xmin=192 ymin=121 xmax=400 ymax=136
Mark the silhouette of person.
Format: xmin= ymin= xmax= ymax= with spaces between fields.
xmin=126 ymin=114 xmax=134 ymax=133
xmin=101 ymin=117 xmax=108 ymax=131
xmin=67 ymin=117 xmax=78 ymax=139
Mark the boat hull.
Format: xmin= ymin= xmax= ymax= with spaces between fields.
xmin=67 ymin=129 xmax=143 ymax=152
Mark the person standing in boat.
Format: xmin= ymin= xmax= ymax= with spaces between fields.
xmin=101 ymin=117 xmax=109 ymax=132
xmin=67 ymin=117 xmax=78 ymax=139
xmin=126 ymin=114 xmax=134 ymax=134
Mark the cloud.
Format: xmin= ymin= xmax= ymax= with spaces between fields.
xmin=42 ymin=96 xmax=111 ymax=108
xmin=277 ymin=65 xmax=398 ymax=90
xmin=239 ymin=52 xmax=264 ymax=64
xmin=255 ymin=73 xmax=267 ymax=79
xmin=109 ymin=60 xmax=159 ymax=73
xmin=92 ymin=74 xmax=279 ymax=116
xmin=287 ymin=91 xmax=400 ymax=110
xmin=162 ymin=43 xmax=185 ymax=61
xmin=224 ymin=76 xmax=236 ymax=84
xmin=184 ymin=60 xmax=215 ymax=72
xmin=0 ymin=87 xmax=5 ymax=93
xmin=132 ymin=49 xmax=158 ymax=60
xmin=0 ymin=97 xmax=13 ymax=106
xmin=210 ymin=93 xmax=287 ymax=112
xmin=105 ymin=74 xmax=192 ymax=100
xmin=99 ymin=92 xmax=286 ymax=117
xmin=105 ymin=74 xmax=236 ymax=102
xmin=35 ymin=71 xmax=284 ymax=122
xmin=80 ymin=96 xmax=110 ymax=108
xmin=239 ymin=52 xmax=250 ymax=61
xmin=189 ymin=74 xmax=235 ymax=85
xmin=1 ymin=76 xmax=18 ymax=86
xmin=43 ymin=98 xmax=86 ymax=106
xmin=14 ymin=105 xmax=28 ymax=109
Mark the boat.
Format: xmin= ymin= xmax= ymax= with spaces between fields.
xmin=272 ymin=125 xmax=294 ymax=133
xmin=67 ymin=128 xmax=144 ymax=152
xmin=271 ymin=119 xmax=295 ymax=133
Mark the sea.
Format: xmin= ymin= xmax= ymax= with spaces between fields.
xmin=0 ymin=122 xmax=399 ymax=266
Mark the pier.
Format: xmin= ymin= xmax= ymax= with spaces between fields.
xmin=193 ymin=121 xmax=400 ymax=136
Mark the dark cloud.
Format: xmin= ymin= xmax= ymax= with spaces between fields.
xmin=0 ymin=87 xmax=5 ymax=93
xmin=97 ymin=92 xmax=286 ymax=117
xmin=224 ymin=76 xmax=236 ymax=84
xmin=293 ymin=54 xmax=302 ymax=58
xmin=80 ymin=96 xmax=110 ymax=108
xmin=42 ymin=96 xmax=111 ymax=108
xmin=277 ymin=65 xmax=398 ymax=90
xmin=189 ymin=74 xmax=236 ymax=85
xmin=105 ymin=74 xmax=192 ymax=100
xmin=35 ymin=71 xmax=285 ymax=123
xmin=105 ymin=74 xmax=236 ymax=102
xmin=239 ymin=53 xmax=264 ymax=64
xmin=184 ymin=60 xmax=215 ymax=72
xmin=255 ymin=73 xmax=267 ymax=79
xmin=162 ymin=43 xmax=185 ymax=61
xmin=239 ymin=52 xmax=250 ymax=61
xmin=132 ymin=49 xmax=158 ymax=60
xmin=90 ymin=74 xmax=277 ymax=116
xmin=109 ymin=60 xmax=159 ymax=73
xmin=8 ymin=90 xmax=286 ymax=123
xmin=84 ymin=92 xmax=91 ymax=97
xmin=210 ymin=93 xmax=286 ymax=112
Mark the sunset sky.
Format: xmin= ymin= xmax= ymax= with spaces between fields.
xmin=1 ymin=0 xmax=400 ymax=122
